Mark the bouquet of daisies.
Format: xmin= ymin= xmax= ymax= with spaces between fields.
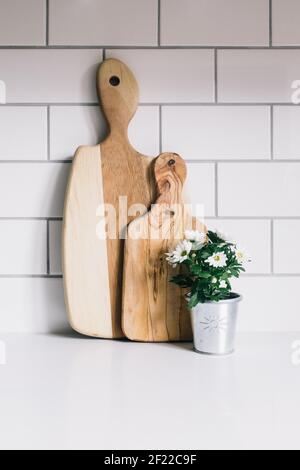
xmin=166 ymin=230 xmax=251 ymax=307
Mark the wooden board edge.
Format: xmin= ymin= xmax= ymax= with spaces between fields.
xmin=62 ymin=145 xmax=115 ymax=339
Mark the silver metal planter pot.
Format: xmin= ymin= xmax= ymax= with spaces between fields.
xmin=190 ymin=294 xmax=242 ymax=355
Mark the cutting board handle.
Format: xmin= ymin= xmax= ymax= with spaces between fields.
xmin=154 ymin=153 xmax=187 ymax=205
xmin=98 ymin=59 xmax=139 ymax=136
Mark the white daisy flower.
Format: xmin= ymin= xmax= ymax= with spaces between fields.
xmin=211 ymin=277 xmax=218 ymax=284
xmin=219 ymin=280 xmax=227 ymax=289
xmin=166 ymin=240 xmax=193 ymax=265
xmin=173 ymin=240 xmax=193 ymax=262
xmin=185 ymin=230 xmax=207 ymax=244
xmin=185 ymin=230 xmax=207 ymax=251
xmin=235 ymin=247 xmax=251 ymax=264
xmin=205 ymin=251 xmax=228 ymax=268
xmin=193 ymin=241 xmax=205 ymax=251
xmin=214 ymin=229 xmax=235 ymax=244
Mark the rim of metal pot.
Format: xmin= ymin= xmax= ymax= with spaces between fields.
xmin=186 ymin=293 xmax=243 ymax=305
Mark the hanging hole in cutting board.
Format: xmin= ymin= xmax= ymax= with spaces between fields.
xmin=109 ymin=76 xmax=120 ymax=86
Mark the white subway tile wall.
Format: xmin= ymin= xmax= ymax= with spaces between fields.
xmin=273 ymin=220 xmax=300 ymax=274
xmin=162 ymin=106 xmax=271 ymax=160
xmin=161 ymin=0 xmax=269 ymax=46
xmin=128 ymin=106 xmax=160 ymax=157
xmin=0 ymin=278 xmax=67 ymax=333
xmin=232 ymin=277 xmax=300 ymax=332
xmin=0 ymin=221 xmax=47 ymax=275
xmin=207 ymin=219 xmax=272 ymax=274
xmin=49 ymin=221 xmax=62 ymax=275
xmin=186 ymin=163 xmax=216 ymax=217
xmin=273 ymin=0 xmax=300 ymax=46
xmin=50 ymin=106 xmax=106 ymax=161
xmin=0 ymin=0 xmax=299 ymax=333
xmin=106 ymin=49 xmax=215 ymax=103
xmin=273 ymin=106 xmax=300 ymax=159
xmin=0 ymin=0 xmax=46 ymax=46
xmin=0 ymin=163 xmax=70 ymax=217
xmin=218 ymin=50 xmax=300 ymax=103
xmin=49 ymin=0 xmax=158 ymax=46
xmin=218 ymin=163 xmax=300 ymax=217
xmin=0 ymin=107 xmax=47 ymax=160
xmin=0 ymin=50 xmax=102 ymax=103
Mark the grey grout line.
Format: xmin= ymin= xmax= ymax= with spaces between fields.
xmin=0 ymin=217 xmax=62 ymax=221
xmin=270 ymin=105 xmax=274 ymax=159
xmin=1 ymin=102 xmax=299 ymax=107
xmin=270 ymin=219 xmax=274 ymax=273
xmin=185 ymin=159 xmax=300 ymax=163
xmin=158 ymin=0 xmax=161 ymax=46
xmin=242 ymin=273 xmax=300 ymax=278
xmin=46 ymin=0 xmax=49 ymax=46
xmin=1 ymin=159 xmax=300 ymax=164
xmin=269 ymin=0 xmax=273 ymax=47
xmin=0 ymin=275 xmax=63 ymax=279
xmin=155 ymin=102 xmax=298 ymax=107
xmin=0 ymin=160 xmax=71 ymax=163
xmin=205 ymin=216 xmax=300 ymax=220
xmin=159 ymin=105 xmax=162 ymax=153
xmin=46 ymin=220 xmax=50 ymax=275
xmin=0 ymin=216 xmax=298 ymax=221
xmin=0 ymin=273 xmax=298 ymax=279
xmin=103 ymin=49 xmax=106 ymax=60
xmin=214 ymin=49 xmax=218 ymax=103
xmin=47 ymin=106 xmax=50 ymax=160
xmin=2 ymin=45 xmax=300 ymax=50
xmin=214 ymin=163 xmax=218 ymax=217
xmin=0 ymin=103 xmax=99 ymax=107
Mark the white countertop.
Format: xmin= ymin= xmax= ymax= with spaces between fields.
xmin=0 ymin=332 xmax=299 ymax=450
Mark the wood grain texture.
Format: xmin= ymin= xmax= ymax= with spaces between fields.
xmin=63 ymin=145 xmax=113 ymax=338
xmin=63 ymin=58 xmax=155 ymax=338
xmin=123 ymin=153 xmax=206 ymax=342
xmin=98 ymin=59 xmax=154 ymax=338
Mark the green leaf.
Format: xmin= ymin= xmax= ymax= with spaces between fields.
xmin=200 ymin=251 xmax=211 ymax=259
xmin=167 ymin=229 xmax=249 ymax=303
xmin=188 ymin=293 xmax=199 ymax=309
xmin=207 ymin=231 xmax=224 ymax=244
xmin=197 ymin=272 xmax=212 ymax=279
xmin=190 ymin=265 xmax=211 ymax=278
xmin=170 ymin=274 xmax=193 ymax=287
xmin=220 ymin=272 xmax=230 ymax=280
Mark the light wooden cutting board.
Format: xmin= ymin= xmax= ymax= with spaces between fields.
xmin=123 ymin=153 xmax=206 ymax=342
xmin=63 ymin=59 xmax=155 ymax=338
